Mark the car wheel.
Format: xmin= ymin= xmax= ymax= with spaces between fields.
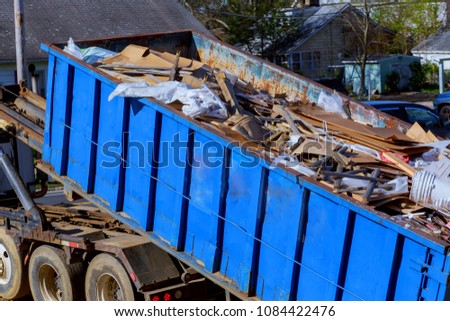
xmin=440 ymin=104 xmax=450 ymax=121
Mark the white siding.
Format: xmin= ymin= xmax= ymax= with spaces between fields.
xmin=413 ymin=53 xmax=450 ymax=70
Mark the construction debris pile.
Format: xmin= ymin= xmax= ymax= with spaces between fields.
xmin=73 ymin=43 xmax=450 ymax=242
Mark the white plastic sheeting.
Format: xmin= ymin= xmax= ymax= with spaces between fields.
xmin=108 ymin=81 xmax=228 ymax=119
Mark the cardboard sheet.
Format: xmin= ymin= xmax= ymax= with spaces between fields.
xmin=101 ymin=45 xmax=175 ymax=68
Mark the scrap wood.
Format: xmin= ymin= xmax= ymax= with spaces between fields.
xmin=236 ymin=93 xmax=269 ymax=108
xmin=150 ymin=50 xmax=204 ymax=71
xmin=101 ymin=45 xmax=173 ymax=68
xmin=278 ymin=105 xmax=301 ymax=136
xmin=359 ymin=164 xmax=405 ymax=177
xmin=99 ymin=64 xmax=192 ymax=77
xmin=98 ymin=63 xmax=173 ymax=71
xmin=310 ymin=143 xmax=350 ymax=168
xmin=321 ymin=129 xmax=431 ymax=156
xmin=143 ymin=73 xmax=163 ymax=84
xmin=99 ymin=68 xmax=155 ymax=84
xmin=181 ymin=74 xmax=206 ymax=88
xmin=298 ymin=108 xmax=418 ymax=144
xmin=406 ymin=122 xmax=439 ymax=143
xmin=169 ymin=51 xmax=181 ymax=81
xmin=210 ymin=120 xmax=253 ymax=142
xmin=426 ymin=130 xmax=440 ymax=142
xmin=215 ymin=71 xmax=244 ymax=115
xmin=229 ymin=115 xmax=271 ymax=142
xmin=273 ymin=105 xmax=319 ymax=135
xmin=381 ymin=151 xmax=416 ymax=177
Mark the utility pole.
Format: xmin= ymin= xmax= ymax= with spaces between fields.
xmin=14 ymin=0 xmax=25 ymax=83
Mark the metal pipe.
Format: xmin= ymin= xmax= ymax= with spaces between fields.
xmin=14 ymin=0 xmax=25 ymax=83
xmin=0 ymin=148 xmax=47 ymax=229
xmin=31 ymin=75 xmax=38 ymax=94
xmin=14 ymin=97 xmax=45 ymax=124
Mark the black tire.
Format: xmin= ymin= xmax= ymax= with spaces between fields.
xmin=0 ymin=228 xmax=30 ymax=300
xmin=85 ymin=253 xmax=135 ymax=301
xmin=28 ymin=245 xmax=83 ymax=301
xmin=440 ymin=104 xmax=450 ymax=121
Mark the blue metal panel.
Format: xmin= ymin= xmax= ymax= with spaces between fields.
xmin=153 ymin=116 xmax=190 ymax=249
xmin=393 ymin=238 xmax=427 ymax=300
xmin=256 ymin=171 xmax=304 ymax=300
xmin=296 ymin=192 xmax=351 ymax=300
xmin=343 ymin=215 xmax=399 ymax=300
xmin=93 ymin=84 xmax=129 ymax=211
xmin=420 ymin=249 xmax=447 ymax=301
xmin=66 ymin=68 xmax=99 ymax=191
xmin=122 ymin=100 xmax=158 ymax=229
xmin=439 ymin=254 xmax=450 ymax=300
xmin=185 ymin=132 xmax=225 ymax=271
xmin=220 ymin=151 xmax=263 ymax=293
xmin=43 ymin=55 xmax=56 ymax=162
xmin=46 ymin=58 xmax=74 ymax=175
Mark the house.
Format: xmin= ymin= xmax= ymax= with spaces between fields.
xmin=411 ymin=28 xmax=450 ymax=70
xmin=343 ymin=54 xmax=421 ymax=94
xmin=266 ymin=4 xmax=395 ymax=80
xmin=0 ymin=0 xmax=210 ymax=96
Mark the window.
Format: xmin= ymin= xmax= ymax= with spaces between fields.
xmin=303 ymin=51 xmax=321 ymax=70
xmin=379 ymin=107 xmax=408 ymax=122
xmin=290 ymin=51 xmax=321 ymax=73
xmin=292 ymin=53 xmax=301 ymax=72
xmin=405 ymin=107 xmax=441 ymax=129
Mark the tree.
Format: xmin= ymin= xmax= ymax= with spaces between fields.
xmin=222 ymin=0 xmax=297 ymax=56
xmin=372 ymin=0 xmax=445 ymax=54
xmin=340 ymin=1 xmax=392 ymax=98
xmin=179 ymin=0 xmax=231 ymax=39
xmin=181 ymin=0 xmax=297 ymax=56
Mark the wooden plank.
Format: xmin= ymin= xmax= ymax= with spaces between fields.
xmin=382 ymin=152 xmax=416 ymax=177
xmin=215 ymin=71 xmax=244 ymax=115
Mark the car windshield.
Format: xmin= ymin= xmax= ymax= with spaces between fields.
xmin=405 ymin=108 xmax=441 ymax=128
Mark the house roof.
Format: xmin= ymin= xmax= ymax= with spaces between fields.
xmin=268 ymin=3 xmax=395 ymax=57
xmin=0 ymin=0 xmax=210 ymax=63
xmin=269 ymin=4 xmax=350 ymax=56
xmin=411 ymin=28 xmax=450 ymax=53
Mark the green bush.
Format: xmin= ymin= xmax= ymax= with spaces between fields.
xmin=409 ymin=61 xmax=425 ymax=90
xmin=421 ymin=61 xmax=439 ymax=85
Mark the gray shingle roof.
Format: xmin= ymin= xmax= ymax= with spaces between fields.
xmin=268 ymin=4 xmax=395 ymax=56
xmin=0 ymin=0 xmax=210 ymax=62
xmin=269 ymin=4 xmax=349 ymax=56
xmin=411 ymin=28 xmax=450 ymax=53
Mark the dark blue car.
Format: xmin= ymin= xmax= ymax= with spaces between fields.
xmin=433 ymin=91 xmax=450 ymax=121
xmin=364 ymin=100 xmax=450 ymax=139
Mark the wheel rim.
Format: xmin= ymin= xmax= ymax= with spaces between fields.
xmin=96 ymin=273 xmax=124 ymax=301
xmin=0 ymin=244 xmax=12 ymax=285
xmin=37 ymin=263 xmax=63 ymax=301
xmin=441 ymin=107 xmax=450 ymax=121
